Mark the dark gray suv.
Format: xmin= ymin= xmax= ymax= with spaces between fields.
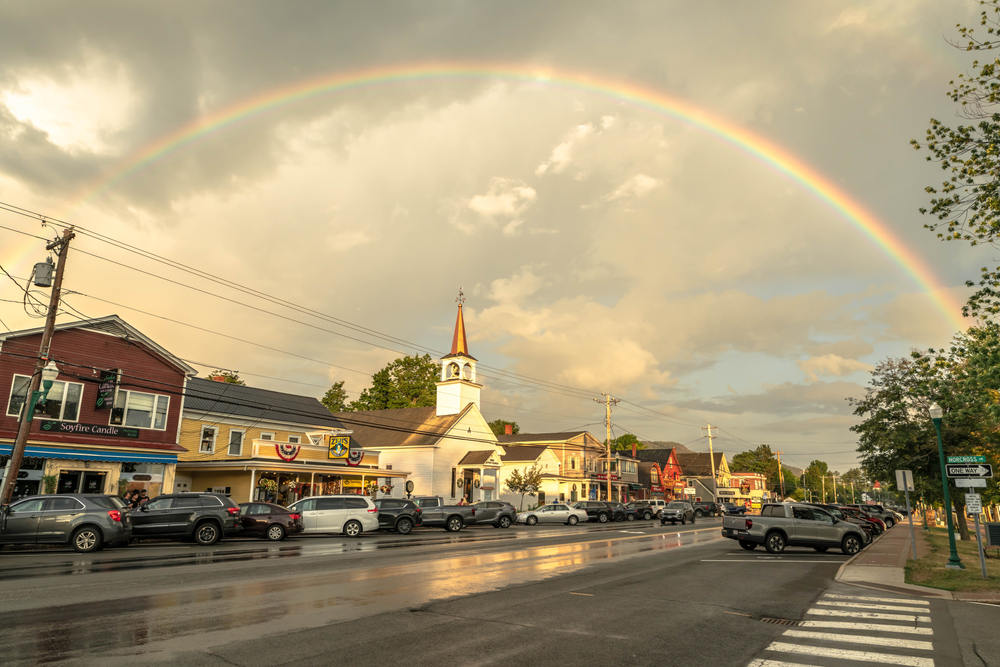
xmin=0 ymin=494 xmax=132 ymax=553
xmin=130 ymin=493 xmax=241 ymax=546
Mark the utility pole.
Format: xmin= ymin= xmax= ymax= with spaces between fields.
xmin=701 ymin=423 xmax=718 ymax=500
xmin=821 ymin=476 xmax=826 ymax=504
xmin=594 ymin=394 xmax=620 ymax=503
xmin=831 ymin=473 xmax=838 ymax=504
xmin=775 ymin=450 xmax=785 ymax=499
xmin=2 ymin=227 xmax=74 ymax=504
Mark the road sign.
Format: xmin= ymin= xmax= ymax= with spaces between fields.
xmin=956 ymin=478 xmax=988 ymax=488
xmin=895 ymin=470 xmax=915 ymax=492
xmin=946 ymin=464 xmax=993 ymax=478
xmin=966 ymin=493 xmax=982 ymax=514
xmin=948 ymin=455 xmax=987 ymax=464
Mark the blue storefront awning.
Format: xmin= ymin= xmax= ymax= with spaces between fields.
xmin=0 ymin=444 xmax=177 ymax=465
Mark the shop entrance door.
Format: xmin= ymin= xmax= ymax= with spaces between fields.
xmin=57 ymin=472 xmax=80 ymax=494
xmin=463 ymin=471 xmax=474 ymax=502
xmin=82 ymin=472 xmax=106 ymax=494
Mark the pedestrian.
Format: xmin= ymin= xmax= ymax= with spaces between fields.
xmin=457 ymin=497 xmax=467 ymax=506
xmin=126 ymin=490 xmax=139 ymax=509
xmin=138 ymin=489 xmax=149 ymax=508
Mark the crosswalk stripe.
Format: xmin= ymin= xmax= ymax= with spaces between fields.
xmin=822 ymin=594 xmax=929 ymax=606
xmin=747 ymin=660 xmax=825 ymax=667
xmin=814 ymin=600 xmax=929 ymax=613
xmin=765 ymin=642 xmax=934 ymax=667
xmin=799 ymin=621 xmax=933 ymax=635
xmin=781 ymin=629 xmax=933 ymax=651
xmin=806 ymin=609 xmax=931 ymax=623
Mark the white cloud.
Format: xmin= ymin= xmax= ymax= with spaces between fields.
xmin=466 ymin=178 xmax=537 ymax=219
xmin=327 ymin=229 xmax=373 ymax=250
xmin=603 ymin=174 xmax=663 ymax=201
xmin=797 ymin=354 xmax=873 ymax=383
xmin=535 ymin=123 xmax=594 ymax=175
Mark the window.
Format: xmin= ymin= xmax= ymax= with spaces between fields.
xmin=89 ymin=496 xmax=126 ymax=510
xmin=249 ymin=504 xmax=273 ymax=515
xmin=199 ymin=426 xmax=218 ymax=454
xmin=259 ymin=432 xmax=275 ymax=441
xmin=144 ymin=498 xmax=172 ymax=511
xmin=111 ymin=390 xmax=169 ymax=430
xmin=228 ymin=429 xmax=245 ymax=456
xmin=10 ymin=499 xmax=47 ymax=513
xmin=295 ymin=499 xmax=317 ymax=512
xmin=793 ymin=507 xmax=814 ymax=521
xmin=173 ymin=497 xmax=202 ymax=508
xmin=317 ymin=498 xmax=345 ymax=510
xmin=813 ymin=509 xmax=835 ymax=524
xmin=287 ymin=435 xmax=300 ymax=444
xmin=6 ymin=375 xmax=83 ymax=421
xmin=571 ymin=458 xmax=576 ymax=470
xmin=199 ymin=495 xmax=224 ymax=506
xmin=45 ymin=498 xmax=84 ymax=511
xmin=344 ymin=498 xmax=368 ymax=509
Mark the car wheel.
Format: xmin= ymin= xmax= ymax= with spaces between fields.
xmin=498 ymin=516 xmax=512 ymax=529
xmin=885 ymin=518 xmax=895 ymax=529
xmin=598 ymin=513 xmax=609 ymax=523
xmin=813 ymin=546 xmax=829 ymax=553
xmin=765 ymin=532 xmax=786 ymax=554
xmin=72 ymin=526 xmax=102 ymax=553
xmin=643 ymin=511 xmax=652 ymax=521
xmin=694 ymin=510 xmax=704 ymax=518
xmin=567 ymin=515 xmax=579 ymax=525
xmin=526 ymin=515 xmax=538 ymax=526
xmin=445 ymin=516 xmax=464 ymax=532
xmin=194 ymin=522 xmax=221 ymax=546
xmin=626 ymin=514 xmax=636 ymax=522
xmin=841 ymin=534 xmax=862 ymax=556
xmin=739 ymin=541 xmax=757 ymax=551
xmin=396 ymin=518 xmax=414 ymax=535
xmin=266 ymin=524 xmax=286 ymax=541
xmin=681 ymin=516 xmax=687 ymax=525
xmin=344 ymin=520 xmax=363 ymax=537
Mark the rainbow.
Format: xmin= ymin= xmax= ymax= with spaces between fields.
xmin=32 ymin=63 xmax=967 ymax=330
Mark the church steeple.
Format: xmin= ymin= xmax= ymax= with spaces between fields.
xmin=437 ymin=289 xmax=481 ymax=416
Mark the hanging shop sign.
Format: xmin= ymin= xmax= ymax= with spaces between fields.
xmin=329 ymin=435 xmax=350 ymax=459
xmin=275 ymin=443 xmax=301 ymax=462
xmin=717 ymin=489 xmax=737 ymax=497
xmin=346 ymin=439 xmax=363 ymax=466
xmin=95 ymin=370 xmax=119 ymax=410
xmin=39 ymin=420 xmax=140 ymax=439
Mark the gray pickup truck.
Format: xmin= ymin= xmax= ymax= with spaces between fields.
xmin=411 ymin=496 xmax=477 ymax=532
xmin=721 ymin=502 xmax=866 ymax=555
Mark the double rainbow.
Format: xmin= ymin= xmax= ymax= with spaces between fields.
xmin=38 ymin=63 xmax=964 ymax=331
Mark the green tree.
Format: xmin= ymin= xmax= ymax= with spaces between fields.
xmin=350 ymin=354 xmax=439 ymax=411
xmin=207 ymin=370 xmax=245 ymax=385
xmin=321 ymin=381 xmax=350 ymax=413
xmin=731 ymin=445 xmax=793 ymax=496
xmin=604 ymin=433 xmax=645 ymax=452
xmin=504 ymin=463 xmax=543 ymax=511
xmin=912 ymin=1 xmax=1000 ymax=317
xmin=488 ymin=419 xmax=520 ymax=436
xmin=802 ymin=460 xmax=830 ymax=502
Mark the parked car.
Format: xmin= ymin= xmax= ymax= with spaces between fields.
xmin=608 ymin=502 xmax=639 ymax=521
xmin=845 ymin=504 xmax=896 ymax=529
xmin=411 ymin=496 xmax=477 ymax=532
xmin=570 ymin=501 xmax=613 ymax=523
xmin=598 ymin=502 xmax=626 ymax=522
xmin=646 ymin=499 xmax=668 ymax=517
xmin=625 ymin=502 xmax=656 ymax=520
xmin=373 ymin=498 xmax=422 ymax=534
xmin=470 ymin=501 xmax=516 ymax=528
xmin=805 ymin=503 xmax=873 ymax=544
xmin=690 ymin=501 xmax=723 ymax=518
xmin=238 ymin=502 xmax=302 ymax=541
xmin=722 ymin=502 xmax=867 ymax=555
xmin=0 ymin=494 xmax=131 ymax=553
xmin=721 ymin=503 xmax=747 ymax=515
xmin=839 ymin=506 xmax=885 ymax=534
xmin=517 ymin=503 xmax=588 ymax=525
xmin=286 ymin=495 xmax=379 ymax=537
xmin=131 ymin=492 xmax=241 ymax=546
xmin=660 ymin=501 xmax=696 ymax=525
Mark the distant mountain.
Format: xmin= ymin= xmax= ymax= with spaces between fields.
xmin=643 ymin=441 xmax=695 ymax=453
xmin=784 ymin=465 xmax=803 ymax=477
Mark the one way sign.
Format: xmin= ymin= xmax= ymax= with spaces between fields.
xmin=945 ymin=464 xmax=993 ymax=479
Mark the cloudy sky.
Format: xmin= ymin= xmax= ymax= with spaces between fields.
xmin=0 ymin=1 xmax=989 ymax=472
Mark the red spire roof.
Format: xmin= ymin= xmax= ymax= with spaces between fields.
xmin=450 ymin=303 xmax=470 ymax=357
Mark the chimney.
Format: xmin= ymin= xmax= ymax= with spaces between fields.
xmin=504 ymin=424 xmax=513 ymax=435
xmin=631 ymin=443 xmax=636 ymax=458
xmin=212 ymin=375 xmax=226 ymax=382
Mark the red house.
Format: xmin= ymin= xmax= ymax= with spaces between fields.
xmin=0 ymin=315 xmax=196 ymax=500
xmin=635 ymin=448 xmax=685 ymax=499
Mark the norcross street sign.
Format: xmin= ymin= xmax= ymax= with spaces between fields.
xmin=945 ymin=464 xmax=993 ymax=479
xmin=948 ymin=455 xmax=986 ymax=464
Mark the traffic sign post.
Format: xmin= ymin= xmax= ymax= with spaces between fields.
xmin=945 ymin=464 xmax=993 ymax=479
xmin=896 ymin=470 xmax=917 ymax=560
xmin=966 ymin=493 xmax=988 ymax=579
xmin=956 ymin=478 xmax=987 ymax=488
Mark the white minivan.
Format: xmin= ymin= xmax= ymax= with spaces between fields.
xmin=287 ymin=495 xmax=379 ymax=537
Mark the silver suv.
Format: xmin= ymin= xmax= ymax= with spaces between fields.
xmin=0 ymin=494 xmax=132 ymax=553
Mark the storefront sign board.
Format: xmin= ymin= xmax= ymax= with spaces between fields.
xmin=95 ymin=370 xmax=118 ymax=410
xmin=328 ymin=435 xmax=350 ymax=459
xmin=39 ymin=420 xmax=140 ymax=438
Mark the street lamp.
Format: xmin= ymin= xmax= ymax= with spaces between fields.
xmin=929 ymin=402 xmax=964 ymax=569
xmin=24 ymin=360 xmax=60 ymax=422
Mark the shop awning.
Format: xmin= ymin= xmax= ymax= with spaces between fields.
xmin=629 ymin=484 xmax=644 ymax=490
xmin=0 ymin=444 xmax=178 ymax=465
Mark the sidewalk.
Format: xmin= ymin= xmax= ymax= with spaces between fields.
xmin=836 ymin=523 xmax=953 ymax=598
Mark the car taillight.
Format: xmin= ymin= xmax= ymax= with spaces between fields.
xmin=288 ymin=513 xmax=301 ymax=520
xmin=227 ymin=507 xmax=240 ymax=516
xmin=368 ymin=507 xmax=378 ymax=513
xmin=108 ymin=510 xmax=122 ymax=523
xmin=471 ymin=508 xmax=476 ymax=515
xmin=745 ymin=518 xmax=753 ymax=530
xmin=415 ymin=507 xmax=422 ymax=513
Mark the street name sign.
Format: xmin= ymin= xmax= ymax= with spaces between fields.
xmin=966 ymin=493 xmax=983 ymax=514
xmin=945 ymin=464 xmax=993 ymax=478
xmin=956 ymin=478 xmax=988 ymax=488
xmin=948 ymin=455 xmax=986 ymax=464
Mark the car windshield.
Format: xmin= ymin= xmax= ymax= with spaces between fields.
xmin=667 ymin=502 xmax=687 ymax=508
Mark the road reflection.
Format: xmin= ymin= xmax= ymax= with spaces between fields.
xmin=1 ymin=528 xmax=721 ymax=664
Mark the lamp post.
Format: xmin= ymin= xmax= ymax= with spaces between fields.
xmin=929 ymin=402 xmax=964 ymax=569
xmin=1 ymin=360 xmax=59 ymax=502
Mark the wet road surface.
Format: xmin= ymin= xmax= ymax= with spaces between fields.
xmin=1 ymin=518 xmax=990 ymax=666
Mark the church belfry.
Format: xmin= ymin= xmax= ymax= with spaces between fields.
xmin=436 ymin=289 xmax=481 ymax=416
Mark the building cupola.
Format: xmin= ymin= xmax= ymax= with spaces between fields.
xmin=436 ymin=289 xmax=482 ymax=416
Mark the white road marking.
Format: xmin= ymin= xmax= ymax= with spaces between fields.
xmin=814 ymin=600 xmax=929 ymax=613
xmin=822 ymin=594 xmax=929 ymax=606
xmin=781 ymin=629 xmax=933 ymax=651
xmin=765 ymin=642 xmax=934 ymax=667
xmin=799 ymin=620 xmax=933 ymax=635
xmin=747 ymin=660 xmax=826 ymax=667
xmin=806 ymin=609 xmax=931 ymax=623
xmin=619 ymin=531 xmax=646 ymax=534
xmin=699 ymin=560 xmax=845 ymax=563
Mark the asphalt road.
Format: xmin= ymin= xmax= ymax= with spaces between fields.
xmin=0 ymin=518 xmax=995 ymax=666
